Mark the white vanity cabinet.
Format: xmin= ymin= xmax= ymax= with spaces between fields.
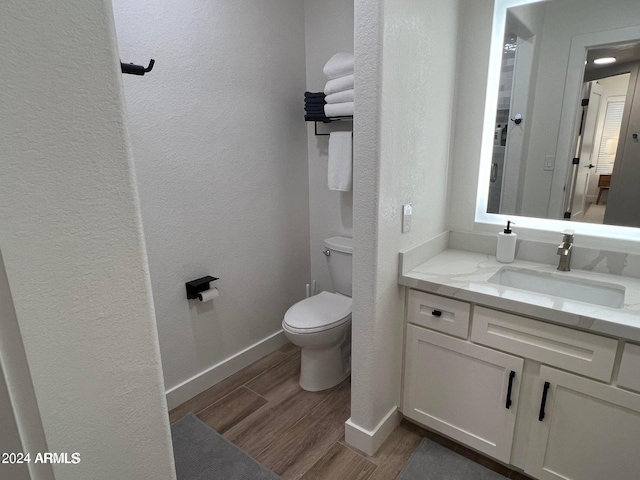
xmin=404 ymin=324 xmax=523 ymax=463
xmin=402 ymin=289 xmax=640 ymax=480
xmin=526 ymin=366 xmax=640 ymax=480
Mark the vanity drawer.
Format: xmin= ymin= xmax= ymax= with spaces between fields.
xmin=618 ymin=343 xmax=640 ymax=393
xmin=407 ymin=290 xmax=470 ymax=339
xmin=471 ymin=307 xmax=617 ymax=382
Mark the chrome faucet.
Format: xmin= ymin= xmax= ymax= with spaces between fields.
xmin=557 ymin=230 xmax=574 ymax=271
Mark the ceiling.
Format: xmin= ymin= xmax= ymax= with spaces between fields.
xmin=585 ymin=41 xmax=640 ymax=74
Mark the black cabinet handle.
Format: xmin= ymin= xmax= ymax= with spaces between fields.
xmin=432 ymin=310 xmax=442 ymax=317
xmin=538 ymin=381 xmax=551 ymax=421
xmin=505 ymin=371 xmax=516 ymax=409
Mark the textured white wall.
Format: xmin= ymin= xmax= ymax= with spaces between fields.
xmin=351 ymin=0 xmax=459 ymax=433
xmin=304 ymin=0 xmax=355 ymax=294
xmin=0 ymin=0 xmax=175 ymax=479
xmin=352 ymin=0 xmax=384 ymax=433
xmin=111 ymin=0 xmax=310 ymax=391
xmin=382 ymin=0 xmax=458 ymax=254
xmin=448 ymin=0 xmax=495 ymax=234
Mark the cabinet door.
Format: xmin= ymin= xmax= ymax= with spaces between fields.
xmin=527 ymin=366 xmax=640 ymax=480
xmin=403 ymin=325 xmax=523 ymax=463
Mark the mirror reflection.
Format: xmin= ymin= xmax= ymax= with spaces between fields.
xmin=487 ymin=0 xmax=640 ymax=228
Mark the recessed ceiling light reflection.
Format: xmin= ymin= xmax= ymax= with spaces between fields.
xmin=594 ymin=57 xmax=617 ymax=65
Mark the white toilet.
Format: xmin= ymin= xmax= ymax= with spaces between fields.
xmin=282 ymin=236 xmax=352 ymax=391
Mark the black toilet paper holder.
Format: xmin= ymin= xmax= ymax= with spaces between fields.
xmin=186 ymin=276 xmax=219 ymax=300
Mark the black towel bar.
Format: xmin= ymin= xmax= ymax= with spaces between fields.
xmin=307 ymin=116 xmax=353 ymax=136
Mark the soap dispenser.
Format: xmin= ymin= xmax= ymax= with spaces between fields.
xmin=497 ymin=221 xmax=516 ymax=263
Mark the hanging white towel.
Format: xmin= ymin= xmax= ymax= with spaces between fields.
xmin=323 ymin=53 xmax=354 ymax=80
xmin=324 ymin=74 xmax=354 ymax=95
xmin=325 ymin=89 xmax=354 ymax=104
xmin=328 ymin=132 xmax=353 ymax=192
xmin=324 ymin=102 xmax=354 ymax=118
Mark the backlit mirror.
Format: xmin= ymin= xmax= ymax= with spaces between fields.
xmin=480 ymin=0 xmax=640 ymax=231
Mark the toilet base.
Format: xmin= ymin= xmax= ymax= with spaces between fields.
xmin=299 ymin=332 xmax=351 ymax=392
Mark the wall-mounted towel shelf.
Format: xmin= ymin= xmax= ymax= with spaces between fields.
xmin=306 ymin=116 xmax=353 ymax=136
xmin=121 ymin=59 xmax=155 ymax=76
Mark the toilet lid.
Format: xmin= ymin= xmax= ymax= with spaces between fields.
xmin=283 ymin=291 xmax=352 ymax=333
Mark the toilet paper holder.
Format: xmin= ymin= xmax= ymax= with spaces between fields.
xmin=186 ymin=276 xmax=219 ymax=300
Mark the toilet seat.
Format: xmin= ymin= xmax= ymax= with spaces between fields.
xmin=283 ymin=291 xmax=352 ymax=334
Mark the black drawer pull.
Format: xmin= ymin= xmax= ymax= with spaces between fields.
xmin=432 ymin=310 xmax=442 ymax=317
xmin=538 ymin=381 xmax=551 ymax=421
xmin=506 ymin=370 xmax=516 ymax=409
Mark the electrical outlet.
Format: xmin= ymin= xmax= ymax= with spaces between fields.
xmin=402 ymin=204 xmax=412 ymax=233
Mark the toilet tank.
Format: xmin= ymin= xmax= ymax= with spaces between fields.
xmin=324 ymin=236 xmax=353 ymax=297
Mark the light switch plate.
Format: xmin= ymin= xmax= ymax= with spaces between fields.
xmin=402 ymin=204 xmax=412 ymax=233
xmin=544 ymin=155 xmax=555 ymax=171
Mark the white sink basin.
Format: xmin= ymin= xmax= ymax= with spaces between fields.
xmin=488 ymin=267 xmax=625 ymax=309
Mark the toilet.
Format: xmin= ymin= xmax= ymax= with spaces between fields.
xmin=282 ymin=236 xmax=353 ymax=391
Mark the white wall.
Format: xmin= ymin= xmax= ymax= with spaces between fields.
xmin=0 ymin=0 xmax=175 ymax=478
xmin=381 ymin=0 xmax=458 ymax=254
xmin=112 ymin=0 xmax=310 ymax=393
xmin=350 ymin=0 xmax=459 ymax=449
xmin=448 ymin=0 xmax=495 ymax=233
xmin=304 ymin=0 xmax=355 ymax=293
xmin=351 ymin=0 xmax=384 ymax=442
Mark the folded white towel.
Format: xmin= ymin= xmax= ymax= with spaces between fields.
xmin=323 ymin=53 xmax=354 ymax=80
xmin=328 ymin=132 xmax=352 ymax=192
xmin=324 ymin=102 xmax=354 ymax=118
xmin=325 ymin=89 xmax=354 ymax=104
xmin=324 ymin=74 xmax=354 ymax=95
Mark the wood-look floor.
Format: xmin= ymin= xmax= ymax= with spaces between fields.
xmin=169 ymin=343 xmax=534 ymax=480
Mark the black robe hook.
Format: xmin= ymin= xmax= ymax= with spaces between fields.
xmin=121 ymin=59 xmax=155 ymax=76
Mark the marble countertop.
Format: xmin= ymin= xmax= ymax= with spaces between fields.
xmin=399 ymin=249 xmax=640 ymax=342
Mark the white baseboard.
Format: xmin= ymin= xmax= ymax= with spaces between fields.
xmin=165 ymin=330 xmax=288 ymax=410
xmin=344 ymin=406 xmax=401 ymax=456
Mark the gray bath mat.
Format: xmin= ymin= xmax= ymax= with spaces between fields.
xmin=397 ymin=438 xmax=509 ymax=480
xmin=171 ymin=414 xmax=282 ymax=480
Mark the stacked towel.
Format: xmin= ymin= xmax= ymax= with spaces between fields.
xmin=304 ymin=91 xmax=328 ymax=121
xmin=323 ymin=52 xmax=355 ymax=80
xmin=323 ymin=53 xmax=354 ymax=118
xmin=324 ymin=74 xmax=354 ymax=95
